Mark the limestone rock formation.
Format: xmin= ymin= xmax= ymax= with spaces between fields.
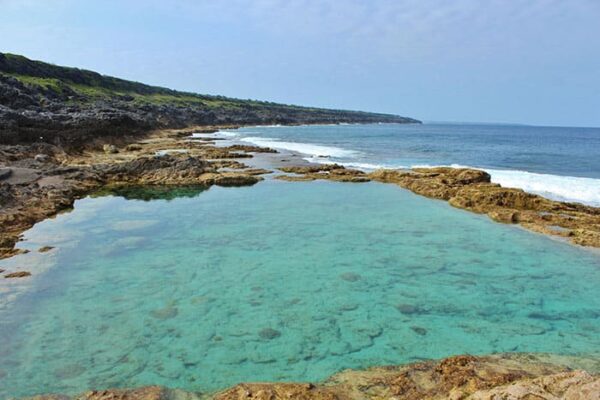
xmin=277 ymin=165 xmax=370 ymax=183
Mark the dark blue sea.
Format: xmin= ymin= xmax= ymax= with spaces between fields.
xmin=232 ymin=123 xmax=600 ymax=205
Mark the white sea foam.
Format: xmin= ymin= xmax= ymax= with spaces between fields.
xmin=216 ymin=130 xmax=240 ymax=137
xmin=240 ymin=132 xmax=600 ymax=207
xmin=302 ymin=157 xmax=406 ymax=171
xmin=240 ymin=137 xmax=359 ymax=158
xmin=306 ymin=158 xmax=600 ymax=206
xmin=190 ymin=130 xmax=239 ymax=139
xmin=410 ymin=164 xmax=600 ymax=206
xmin=486 ymin=168 xmax=600 ymax=207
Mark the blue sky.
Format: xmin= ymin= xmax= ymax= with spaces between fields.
xmin=1 ymin=0 xmax=599 ymax=127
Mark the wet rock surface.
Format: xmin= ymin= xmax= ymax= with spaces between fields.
xmin=19 ymin=354 xmax=600 ymax=399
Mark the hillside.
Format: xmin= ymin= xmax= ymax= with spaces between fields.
xmin=0 ymin=53 xmax=419 ymax=145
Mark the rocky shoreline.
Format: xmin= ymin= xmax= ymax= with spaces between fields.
xmin=19 ymin=354 xmax=600 ymax=399
xmin=2 ymin=126 xmax=600 ymax=270
xmin=0 ymin=53 xmax=419 ymax=146
xmin=1 ymin=126 xmax=600 ymax=399
xmin=0 ymin=125 xmax=273 ymax=264
xmin=276 ymin=164 xmax=600 ymax=248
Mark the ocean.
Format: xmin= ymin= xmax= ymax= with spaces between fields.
xmin=233 ymin=123 xmax=600 ymax=206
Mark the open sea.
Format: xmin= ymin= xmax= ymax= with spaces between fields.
xmin=0 ymin=123 xmax=599 ymax=398
xmin=236 ymin=123 xmax=600 ymax=206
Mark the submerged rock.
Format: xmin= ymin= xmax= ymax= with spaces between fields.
xmin=38 ymin=245 xmax=55 ymax=253
xmin=150 ymin=305 xmax=178 ymax=320
xmin=4 ymin=271 xmax=31 ymax=278
xmin=339 ymin=272 xmax=361 ymax=282
xmin=258 ymin=328 xmax=281 ymax=340
xmin=396 ymin=303 xmax=421 ymax=315
xmin=411 ymin=326 xmax=428 ymax=336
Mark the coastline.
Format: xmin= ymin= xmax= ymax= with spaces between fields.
xmin=1 ymin=124 xmax=600 ymax=399
xmin=2 ymin=122 xmax=600 ymax=267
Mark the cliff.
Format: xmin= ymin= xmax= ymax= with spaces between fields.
xmin=0 ymin=53 xmax=419 ymax=146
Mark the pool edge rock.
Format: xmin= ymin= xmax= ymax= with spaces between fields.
xmin=0 ymin=126 xmax=267 ymax=263
xmin=274 ymin=164 xmax=600 ymax=248
xmin=17 ymin=354 xmax=600 ymax=399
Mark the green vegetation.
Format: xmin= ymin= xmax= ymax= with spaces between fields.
xmin=1 ymin=53 xmax=318 ymax=110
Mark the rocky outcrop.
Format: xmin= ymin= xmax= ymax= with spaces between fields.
xmin=368 ymin=167 xmax=600 ymax=248
xmin=470 ymin=370 xmax=600 ymax=399
xmin=0 ymin=127 xmax=269 ymax=262
xmin=18 ymin=354 xmax=600 ymax=400
xmin=277 ymin=164 xmax=370 ymax=183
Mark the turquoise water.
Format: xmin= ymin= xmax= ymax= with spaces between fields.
xmin=1 ymin=180 xmax=599 ymax=398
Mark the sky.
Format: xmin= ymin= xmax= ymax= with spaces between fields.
xmin=0 ymin=0 xmax=599 ymax=127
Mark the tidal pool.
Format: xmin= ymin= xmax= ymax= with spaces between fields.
xmin=1 ymin=180 xmax=599 ymax=398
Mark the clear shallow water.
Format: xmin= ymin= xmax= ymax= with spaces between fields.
xmin=1 ymin=180 xmax=599 ymax=398
xmin=232 ymin=123 xmax=600 ymax=205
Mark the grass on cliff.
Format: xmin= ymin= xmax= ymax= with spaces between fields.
xmin=0 ymin=52 xmax=418 ymax=123
xmin=5 ymin=71 xmax=307 ymax=111
xmin=1 ymin=53 xmax=309 ymax=110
